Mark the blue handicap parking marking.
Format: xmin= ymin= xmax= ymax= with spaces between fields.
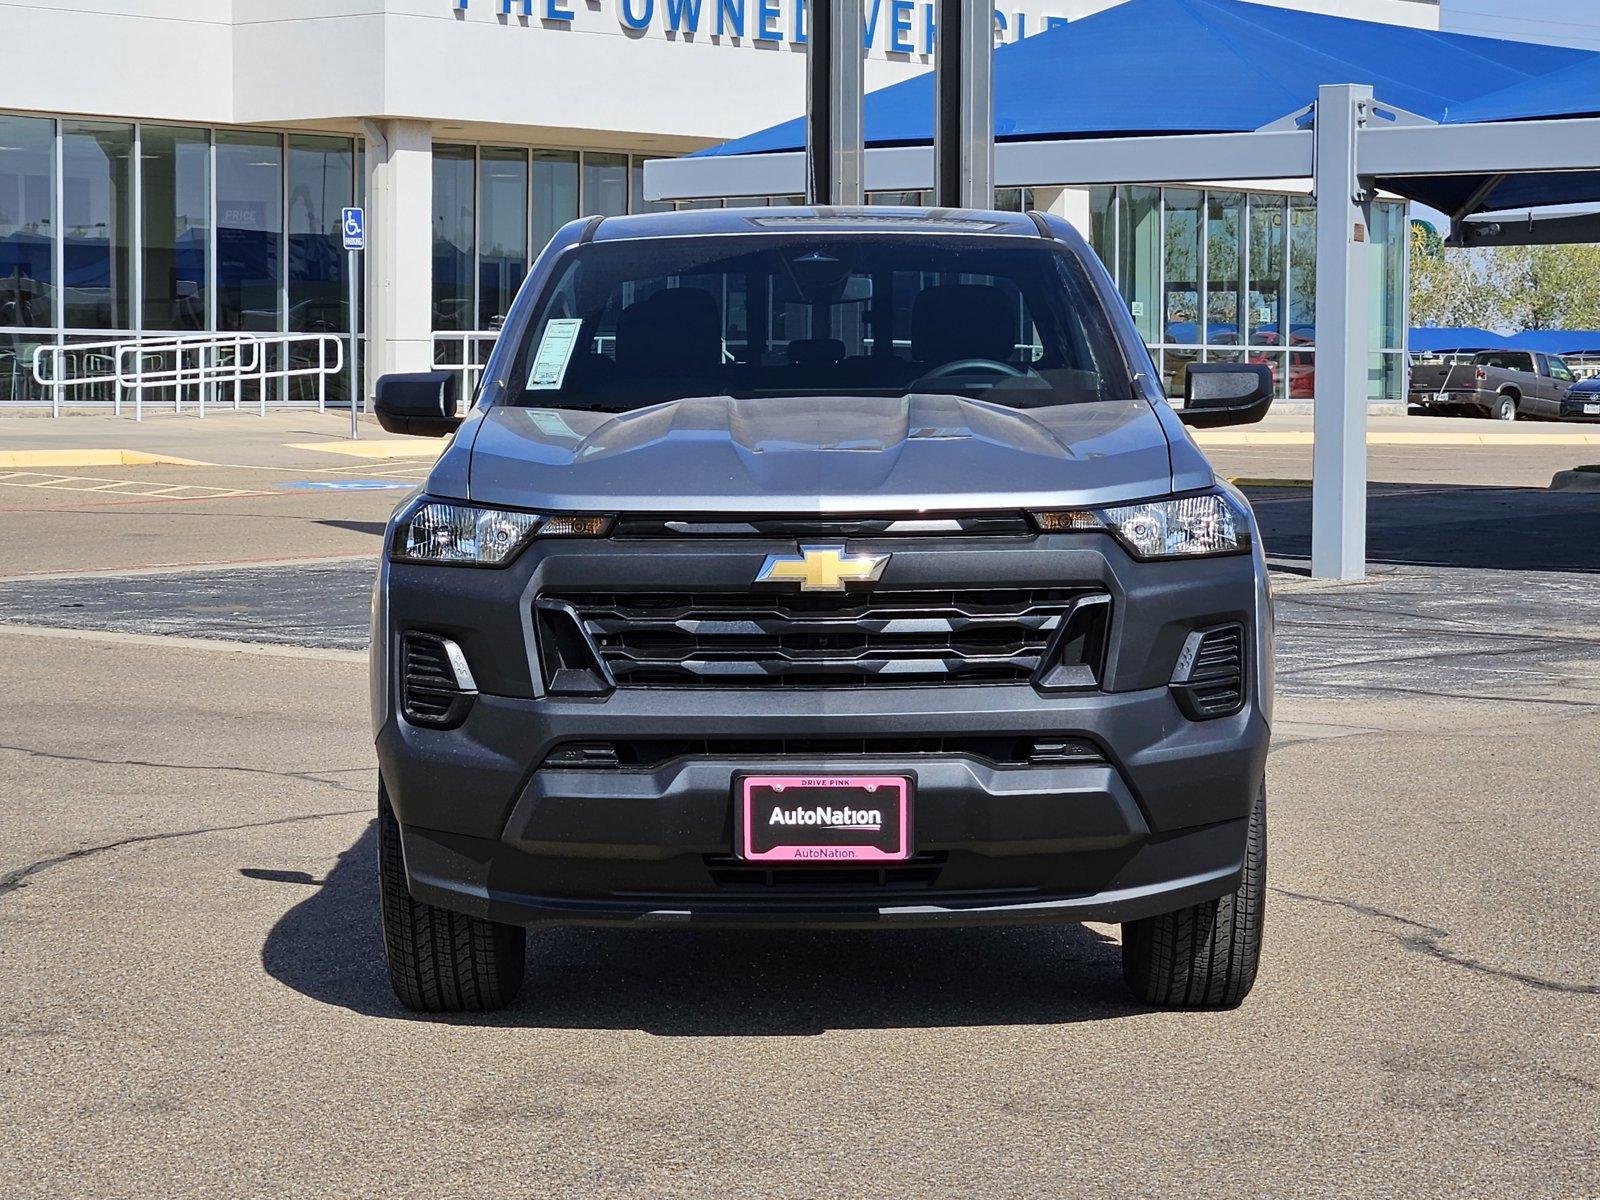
xmin=341 ymin=206 xmax=365 ymax=250
xmin=284 ymin=479 xmax=414 ymax=491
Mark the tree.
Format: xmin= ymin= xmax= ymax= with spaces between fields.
xmin=1409 ymin=218 xmax=1600 ymax=332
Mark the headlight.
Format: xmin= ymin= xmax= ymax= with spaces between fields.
xmin=1034 ymin=490 xmax=1250 ymax=560
xmin=392 ymin=501 xmax=611 ymax=566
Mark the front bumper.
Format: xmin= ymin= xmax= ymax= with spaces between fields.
xmin=373 ymin=528 xmax=1273 ymax=928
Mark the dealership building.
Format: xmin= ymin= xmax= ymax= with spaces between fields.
xmin=1 ymin=0 xmax=1595 ymax=409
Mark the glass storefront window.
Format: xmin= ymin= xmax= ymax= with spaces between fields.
xmin=62 ymin=121 xmax=134 ymax=329
xmin=1289 ymin=194 xmax=1316 ymax=347
xmin=216 ymin=131 xmax=282 ymax=332
xmin=286 ymin=135 xmax=352 ymax=336
xmin=432 ymin=144 xmax=474 ymax=332
xmin=0 ymin=114 xmax=56 ymax=335
xmin=1118 ymin=185 xmax=1159 ymax=344
xmin=1247 ymin=194 xmax=1285 ymax=346
xmin=1088 ymin=186 xmax=1114 ymax=278
xmin=1163 ymin=188 xmax=1201 ymax=348
xmin=1205 ymin=190 xmax=1242 ymax=346
xmin=532 ymin=149 xmax=579 ymax=253
xmin=478 ymin=147 xmax=528 ymax=328
xmin=1369 ymin=200 xmax=1406 ymax=351
xmin=141 ymin=126 xmax=210 ymax=331
xmin=287 ymin=135 xmax=354 ymax=402
xmin=582 ymin=151 xmax=628 ymax=217
xmin=630 ymin=156 xmax=673 ymax=214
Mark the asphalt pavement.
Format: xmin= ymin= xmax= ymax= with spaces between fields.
xmin=0 ymin=413 xmax=1596 ymax=1197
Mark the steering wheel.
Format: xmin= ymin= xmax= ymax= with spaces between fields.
xmin=909 ymin=358 xmax=1028 ymax=388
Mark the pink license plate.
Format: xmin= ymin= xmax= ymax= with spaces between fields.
xmin=738 ymin=775 xmax=912 ymax=863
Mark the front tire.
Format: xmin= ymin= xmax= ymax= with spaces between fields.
xmin=378 ymin=784 xmax=525 ymax=1013
xmin=1121 ymin=786 xmax=1265 ymax=1008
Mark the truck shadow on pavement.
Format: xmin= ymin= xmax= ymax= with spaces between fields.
xmin=257 ymin=824 xmax=1143 ymax=1034
xmin=1247 ymin=482 xmax=1600 ymax=574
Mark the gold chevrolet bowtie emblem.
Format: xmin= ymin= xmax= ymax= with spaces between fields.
xmin=755 ymin=545 xmax=890 ymax=592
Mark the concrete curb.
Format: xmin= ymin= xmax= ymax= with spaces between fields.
xmin=0 ymin=449 xmax=211 ymax=469
xmin=1549 ymin=469 xmax=1600 ymax=492
xmin=285 ymin=439 xmax=445 ymax=460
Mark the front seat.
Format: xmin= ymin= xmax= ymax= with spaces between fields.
xmin=910 ymin=283 xmax=1016 ymax=366
xmin=615 ymin=286 xmax=722 ymax=380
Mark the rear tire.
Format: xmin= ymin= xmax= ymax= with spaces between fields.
xmin=378 ymin=784 xmax=525 ymax=1013
xmin=1121 ymin=786 xmax=1265 ymax=1008
xmin=1492 ymin=394 xmax=1518 ymax=421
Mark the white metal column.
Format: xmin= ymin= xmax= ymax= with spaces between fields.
xmin=1311 ymin=84 xmax=1373 ymax=580
xmin=363 ymin=120 xmax=434 ymax=393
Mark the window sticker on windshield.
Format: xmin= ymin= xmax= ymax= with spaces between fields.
xmin=527 ymin=318 xmax=583 ymax=389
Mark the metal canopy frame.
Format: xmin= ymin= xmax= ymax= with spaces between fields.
xmin=643 ymin=89 xmax=1600 ymax=580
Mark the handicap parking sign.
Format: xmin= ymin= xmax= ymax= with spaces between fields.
xmin=341 ymin=206 xmax=365 ymax=251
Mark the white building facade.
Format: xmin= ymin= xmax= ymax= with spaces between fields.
xmin=0 ymin=0 xmax=1573 ymax=407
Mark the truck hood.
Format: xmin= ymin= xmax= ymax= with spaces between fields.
xmin=464 ymin=393 xmax=1175 ymax=513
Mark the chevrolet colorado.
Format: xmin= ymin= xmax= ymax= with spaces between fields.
xmin=370 ymin=206 xmax=1275 ymax=1013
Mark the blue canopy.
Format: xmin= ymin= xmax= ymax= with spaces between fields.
xmin=1445 ymin=55 xmax=1600 ymax=124
xmin=1504 ymin=329 xmax=1600 ymax=355
xmin=1408 ymin=327 xmax=1508 ymax=353
xmin=1407 ymin=328 xmax=1600 ymax=356
xmin=705 ymin=0 xmax=1595 ymax=158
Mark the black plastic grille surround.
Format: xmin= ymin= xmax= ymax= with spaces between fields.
xmin=541 ymin=588 xmax=1109 ymax=689
xmin=539 ymin=734 xmax=1107 ymax=770
xmin=1170 ymin=624 xmax=1246 ymax=719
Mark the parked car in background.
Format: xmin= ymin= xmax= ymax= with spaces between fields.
xmin=1559 ymin=375 xmax=1600 ymax=422
xmin=1408 ymin=349 xmax=1576 ymax=420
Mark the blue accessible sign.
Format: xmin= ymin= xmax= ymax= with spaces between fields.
xmin=341 ymin=206 xmax=365 ymax=251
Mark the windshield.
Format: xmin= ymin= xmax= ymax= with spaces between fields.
xmin=501 ymin=234 xmax=1130 ymax=411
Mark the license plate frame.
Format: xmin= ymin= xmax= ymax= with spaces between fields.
xmin=736 ymin=774 xmax=913 ymax=864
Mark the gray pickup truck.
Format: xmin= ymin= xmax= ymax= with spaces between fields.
xmin=1408 ymin=349 xmax=1577 ymax=420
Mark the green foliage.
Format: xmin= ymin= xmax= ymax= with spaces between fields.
xmin=1410 ymin=228 xmax=1600 ymax=332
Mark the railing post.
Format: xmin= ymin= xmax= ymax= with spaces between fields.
xmin=318 ymin=336 xmax=327 ymax=412
xmin=135 ymin=344 xmax=144 ymax=422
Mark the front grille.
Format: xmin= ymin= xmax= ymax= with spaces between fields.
xmin=1171 ymin=624 xmax=1246 ymax=719
xmin=543 ymin=588 xmax=1108 ymax=689
xmin=539 ymin=735 xmax=1107 ymax=770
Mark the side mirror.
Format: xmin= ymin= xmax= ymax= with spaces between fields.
xmin=1179 ymin=363 xmax=1274 ymax=428
xmin=374 ymin=372 xmax=461 ymax=437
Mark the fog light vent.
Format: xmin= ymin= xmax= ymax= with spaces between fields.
xmin=1170 ymin=624 xmax=1246 ymax=720
xmin=401 ymin=632 xmax=476 ymax=729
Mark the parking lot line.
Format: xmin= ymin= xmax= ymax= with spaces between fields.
xmin=0 ymin=471 xmax=266 ymax=500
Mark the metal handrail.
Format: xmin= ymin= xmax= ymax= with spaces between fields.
xmin=28 ymin=332 xmax=345 ymax=420
xmin=431 ymin=330 xmax=500 ymax=405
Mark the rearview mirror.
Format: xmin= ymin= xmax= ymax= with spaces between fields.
xmin=1179 ymin=363 xmax=1274 ymax=428
xmin=374 ymin=372 xmax=461 ymax=437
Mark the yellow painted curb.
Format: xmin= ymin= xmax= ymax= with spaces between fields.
xmin=286 ymin=439 xmax=445 ymax=460
xmin=1228 ymin=477 xmax=1312 ymax=488
xmin=0 ymin=449 xmax=210 ymax=468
